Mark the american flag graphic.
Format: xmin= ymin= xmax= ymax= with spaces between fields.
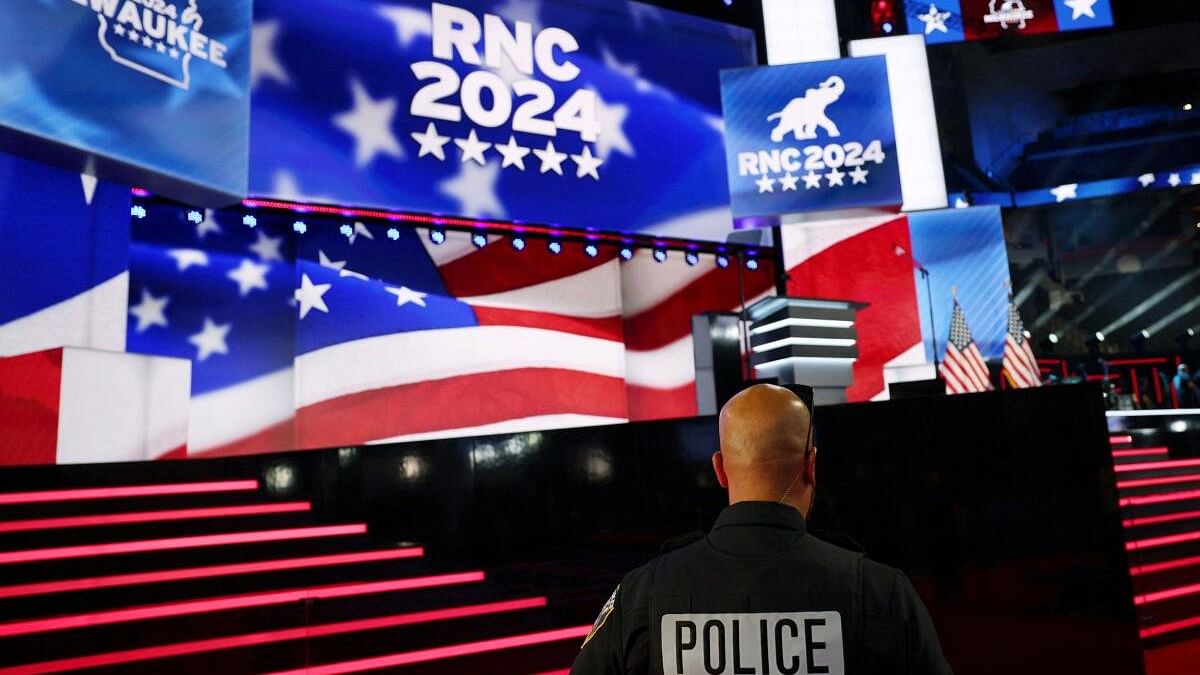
xmin=124 ymin=202 xmax=772 ymax=456
xmin=1001 ymin=299 xmax=1041 ymax=389
xmin=941 ymin=299 xmax=992 ymax=394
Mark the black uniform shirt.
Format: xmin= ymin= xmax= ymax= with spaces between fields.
xmin=571 ymin=501 xmax=952 ymax=675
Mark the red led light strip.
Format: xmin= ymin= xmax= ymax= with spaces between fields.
xmin=0 ymin=502 xmax=311 ymax=534
xmin=1120 ymin=489 xmax=1200 ymax=508
xmin=1109 ymin=435 xmax=1134 ymax=445
xmin=1131 ymin=554 xmax=1200 ymax=576
xmin=0 ymin=597 xmax=545 ymax=674
xmin=1135 ymin=581 xmax=1200 ymax=605
xmin=1123 ymin=509 xmax=1200 ymax=529
xmin=0 ymin=571 xmax=485 ymax=638
xmin=263 ymin=625 xmax=592 ymax=675
xmin=0 ymin=480 xmax=258 ymax=505
xmin=1126 ymin=530 xmax=1200 ymax=551
xmin=1116 ymin=474 xmax=1200 ymax=490
xmin=1140 ymin=615 xmax=1200 ymax=639
xmin=0 ymin=547 xmax=423 ymax=600
xmin=1114 ymin=457 xmax=1200 ymax=473
xmin=0 ymin=524 xmax=367 ymax=565
xmin=1112 ymin=448 xmax=1168 ymax=459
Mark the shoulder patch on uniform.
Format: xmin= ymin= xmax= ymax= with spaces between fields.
xmin=582 ymin=585 xmax=619 ymax=649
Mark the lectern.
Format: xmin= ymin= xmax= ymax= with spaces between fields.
xmin=747 ymin=297 xmax=864 ymax=405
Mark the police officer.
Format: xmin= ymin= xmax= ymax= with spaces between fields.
xmin=571 ymin=384 xmax=951 ymax=675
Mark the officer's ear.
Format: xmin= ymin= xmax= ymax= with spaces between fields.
xmin=804 ymin=446 xmax=817 ymax=486
xmin=712 ymin=451 xmax=729 ymax=489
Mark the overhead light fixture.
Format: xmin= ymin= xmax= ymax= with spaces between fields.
xmin=584 ymin=243 xmax=599 ymax=258
xmin=652 ymin=249 xmax=667 ymax=263
xmin=745 ymin=258 xmax=759 ymax=271
xmin=618 ymin=247 xmax=634 ymax=261
xmin=715 ymin=255 xmax=730 ymax=269
xmin=548 ymin=240 xmax=562 ymax=255
xmin=429 ymin=227 xmax=446 ymax=245
xmin=511 ymin=236 xmax=526 ymax=251
xmin=471 ymin=233 xmax=488 ymax=248
xmin=1048 ymin=333 xmax=1059 ymax=344
xmin=685 ymin=251 xmax=700 ymax=266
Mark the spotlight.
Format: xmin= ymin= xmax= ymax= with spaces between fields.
xmin=746 ymin=257 xmax=760 ymax=271
xmin=186 ymin=210 xmax=202 ymax=224
xmin=471 ymin=232 xmax=487 ymax=248
xmin=685 ymin=251 xmax=700 ymax=266
xmin=1171 ymin=420 xmax=1189 ymax=433
xmin=548 ymin=240 xmax=563 ymax=255
xmin=652 ymin=249 xmax=667 ymax=263
xmin=619 ymin=247 xmax=634 ymax=261
xmin=429 ymin=227 xmax=446 ymax=245
xmin=1186 ymin=103 xmax=1194 ymax=111
xmin=1131 ymin=329 xmax=1150 ymax=352
xmin=292 ymin=220 xmax=307 ymax=234
xmin=242 ymin=214 xmax=258 ymax=228
xmin=1190 ymin=328 xmax=1197 ymax=337
xmin=1095 ymin=331 xmax=1106 ymax=342
xmin=511 ymin=236 xmax=526 ymax=251
xmin=339 ymin=224 xmax=353 ymax=237
xmin=715 ymin=255 xmax=730 ymax=269
xmin=1048 ymin=333 xmax=1059 ymax=344
xmin=387 ymin=228 xmax=400 ymax=240
xmin=1022 ymin=330 xmax=1032 ymax=339
xmin=584 ymin=243 xmax=599 ymax=258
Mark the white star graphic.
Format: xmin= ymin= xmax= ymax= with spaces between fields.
xmin=594 ymin=91 xmax=634 ymax=160
xmin=779 ymin=173 xmax=799 ymax=191
xmin=918 ymin=3 xmax=951 ymax=34
xmin=377 ymin=5 xmax=432 ymax=47
xmin=1050 ymin=183 xmax=1078 ymax=202
xmin=756 ymin=175 xmax=776 ymax=193
xmin=385 ymin=286 xmax=428 ymax=308
xmin=439 ymin=161 xmax=506 ymax=219
xmin=600 ymin=45 xmax=654 ymax=94
xmin=849 ymin=166 xmax=870 ymax=185
xmin=826 ymin=168 xmax=846 ymax=187
xmin=455 ymin=129 xmax=492 ymax=165
xmin=411 ymin=122 xmax=450 ymax=160
xmin=227 ymin=259 xmax=270 ymax=296
xmin=1063 ymin=0 xmax=1097 ymax=20
xmin=1168 ymin=173 xmax=1181 ymax=187
xmin=494 ymin=0 xmax=543 ymax=32
xmin=495 ymin=135 xmax=531 ymax=170
xmin=295 ymin=273 xmax=331 ymax=320
xmin=129 ymin=288 xmax=169 ymax=333
xmin=318 ymin=249 xmax=346 ymax=271
xmin=533 ymin=140 xmax=568 ymax=175
xmin=188 ymin=317 xmax=232 ymax=362
xmin=195 ymin=209 xmax=221 ymax=240
xmin=1191 ymin=172 xmax=1200 ymax=186
xmin=571 ymin=145 xmax=603 ymax=180
xmin=1138 ymin=173 xmax=1156 ymax=187
xmin=249 ymin=231 xmax=284 ymax=262
xmin=167 ymin=249 xmax=209 ymax=271
xmin=803 ymin=171 xmax=823 ymax=189
xmin=334 ymin=78 xmax=404 ymax=168
xmin=347 ymin=222 xmax=374 ymax=245
xmin=251 ymin=20 xmax=290 ymax=90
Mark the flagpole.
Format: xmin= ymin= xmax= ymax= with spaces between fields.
xmin=918 ymin=264 xmax=939 ymax=370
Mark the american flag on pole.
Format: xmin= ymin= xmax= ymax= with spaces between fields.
xmin=1001 ymin=298 xmax=1041 ymax=389
xmin=941 ymin=299 xmax=992 ymax=394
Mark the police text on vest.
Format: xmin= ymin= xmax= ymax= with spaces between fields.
xmin=660 ymin=612 xmax=844 ymax=675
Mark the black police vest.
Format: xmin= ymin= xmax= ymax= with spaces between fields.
xmin=644 ymin=513 xmax=876 ymax=675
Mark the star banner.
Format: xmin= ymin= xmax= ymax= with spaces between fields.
xmin=0 ymin=0 xmax=251 ymax=204
xmin=249 ymin=0 xmax=757 ymax=241
xmin=905 ymin=0 xmax=1112 ymax=44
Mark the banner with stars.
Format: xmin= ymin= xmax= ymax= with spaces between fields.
xmin=905 ymin=0 xmax=1113 ymax=45
xmin=719 ymin=56 xmax=901 ymax=222
xmin=248 ymin=0 xmax=756 ymax=241
xmin=0 ymin=0 xmax=251 ymax=203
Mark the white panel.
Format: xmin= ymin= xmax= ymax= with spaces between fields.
xmin=848 ymin=35 xmax=948 ymax=212
xmin=762 ymin=0 xmax=841 ymax=65
xmin=0 ymin=272 xmax=128 ymax=357
xmin=57 ymin=349 xmax=190 ymax=464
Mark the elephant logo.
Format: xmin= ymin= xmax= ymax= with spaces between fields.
xmin=767 ymin=75 xmax=845 ymax=143
xmin=983 ymin=0 xmax=1033 ymax=30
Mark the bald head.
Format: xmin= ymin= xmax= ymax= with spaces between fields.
xmin=713 ymin=384 xmax=816 ymax=513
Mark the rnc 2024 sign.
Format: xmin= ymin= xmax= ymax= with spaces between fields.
xmin=248 ymin=0 xmax=756 ymax=240
xmin=0 ymin=0 xmax=251 ymax=203
xmin=719 ymin=57 xmax=902 ymax=221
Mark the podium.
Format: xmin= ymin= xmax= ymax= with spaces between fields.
xmin=747 ymin=297 xmax=864 ymax=405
